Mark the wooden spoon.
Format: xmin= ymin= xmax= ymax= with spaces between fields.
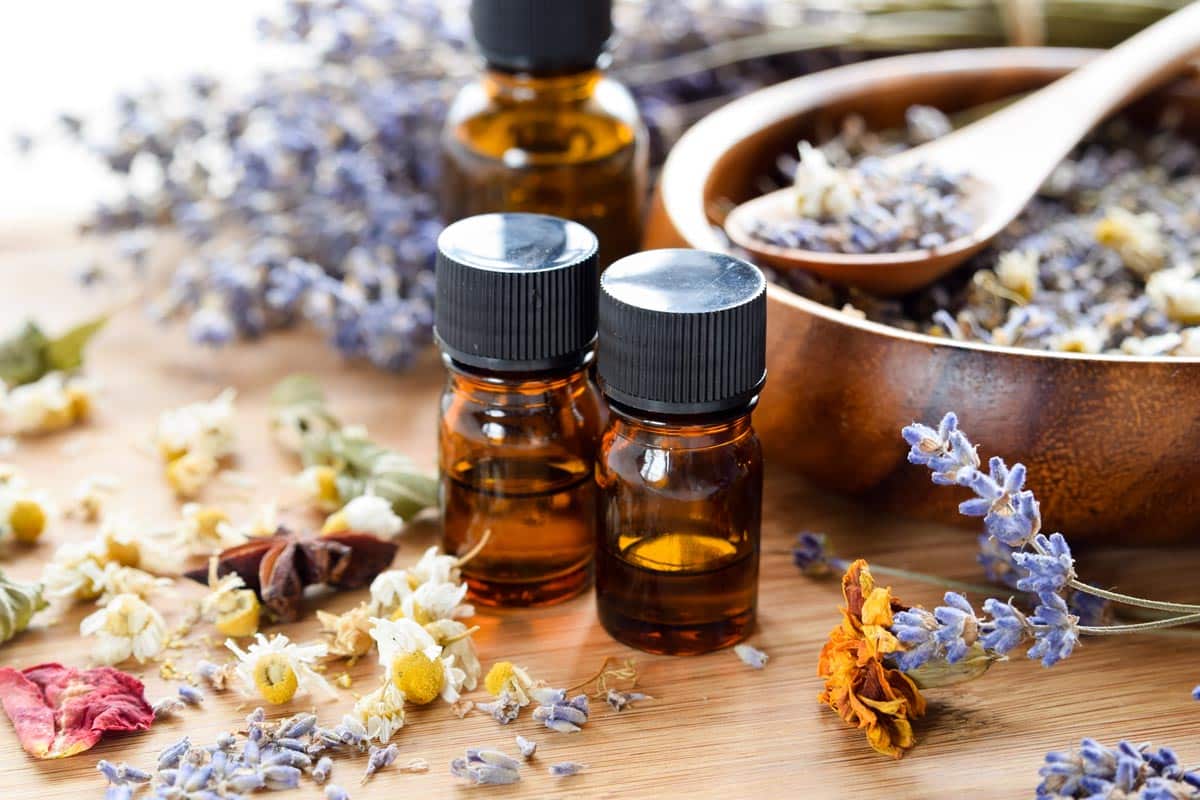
xmin=724 ymin=1 xmax=1200 ymax=295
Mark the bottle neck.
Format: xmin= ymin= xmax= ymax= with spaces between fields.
xmin=482 ymin=66 xmax=604 ymax=105
xmin=606 ymin=398 xmax=757 ymax=446
xmin=444 ymin=352 xmax=593 ymax=397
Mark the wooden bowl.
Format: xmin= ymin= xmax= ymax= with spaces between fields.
xmin=646 ymin=47 xmax=1200 ymax=544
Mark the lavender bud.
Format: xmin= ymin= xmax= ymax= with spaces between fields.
xmin=242 ymin=739 xmax=260 ymax=765
xmin=215 ymin=731 xmax=238 ymax=751
xmin=121 ymin=765 xmax=152 ymax=783
xmin=280 ymin=713 xmax=317 ymax=739
xmin=157 ymin=768 xmax=178 ymax=786
xmin=516 ymin=735 xmax=536 ymax=759
xmin=361 ymin=744 xmax=399 ymax=784
xmin=549 ymin=761 xmax=586 ymax=777
xmin=225 ymin=771 xmax=266 ymax=793
xmin=152 ymin=696 xmax=186 ymax=717
xmin=183 ymin=763 xmax=213 ymax=792
xmin=325 ymin=785 xmax=350 ymax=800
xmin=313 ymin=756 xmax=333 ymax=784
xmin=157 ymin=737 xmax=190 ymax=770
xmin=262 ymin=764 xmax=302 ymax=790
xmin=274 ymin=736 xmax=309 ymax=752
xmin=264 ymin=748 xmax=312 ymax=769
xmin=178 ymin=685 xmax=205 ymax=705
xmin=104 ymin=786 xmax=133 ymax=800
xmin=97 ymin=759 xmax=122 ymax=784
xmin=470 ymin=765 xmax=521 ymax=785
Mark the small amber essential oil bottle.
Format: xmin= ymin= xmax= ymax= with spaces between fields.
xmin=594 ymin=249 xmax=767 ymax=655
xmin=435 ymin=212 xmax=604 ymax=607
xmin=440 ymin=0 xmax=648 ymax=268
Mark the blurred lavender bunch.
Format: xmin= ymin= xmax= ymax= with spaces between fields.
xmin=889 ymin=413 xmax=1200 ymax=680
xmin=1037 ymin=738 xmax=1200 ymax=799
xmin=56 ymin=0 xmax=810 ymax=370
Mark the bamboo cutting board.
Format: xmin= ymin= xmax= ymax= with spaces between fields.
xmin=1 ymin=223 xmax=1199 ymax=799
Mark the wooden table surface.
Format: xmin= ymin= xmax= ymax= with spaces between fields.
xmin=3 ymin=224 xmax=1200 ymax=799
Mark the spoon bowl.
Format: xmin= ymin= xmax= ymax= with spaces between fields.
xmin=723 ymin=1 xmax=1200 ymax=293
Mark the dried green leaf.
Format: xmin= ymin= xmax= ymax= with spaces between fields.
xmin=306 ymin=430 xmax=436 ymax=521
xmin=0 ymin=322 xmax=50 ymax=387
xmin=0 ymin=570 xmax=47 ymax=646
xmin=45 ymin=315 xmax=107 ymax=373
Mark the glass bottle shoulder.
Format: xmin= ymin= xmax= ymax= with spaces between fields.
xmin=443 ymin=72 xmax=643 ymax=166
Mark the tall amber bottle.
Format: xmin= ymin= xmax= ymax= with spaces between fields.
xmin=441 ymin=0 xmax=648 ymax=268
xmin=594 ymin=250 xmax=767 ymax=654
xmin=435 ymin=213 xmax=603 ymax=607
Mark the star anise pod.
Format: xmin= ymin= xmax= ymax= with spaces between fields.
xmin=187 ymin=529 xmax=397 ymax=622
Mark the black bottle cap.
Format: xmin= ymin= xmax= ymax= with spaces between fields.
xmin=598 ymin=249 xmax=767 ymax=415
xmin=436 ymin=213 xmax=599 ymax=372
xmin=470 ymin=0 xmax=613 ymax=74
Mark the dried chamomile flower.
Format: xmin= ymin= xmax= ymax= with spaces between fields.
xmin=531 ymin=688 xmax=589 ymax=733
xmin=1146 ymin=264 xmax=1200 ymax=325
xmin=0 ymin=472 xmax=51 ymax=544
xmin=1119 ymin=332 xmax=1183 ymax=356
xmin=81 ymin=593 xmax=168 ymax=665
xmin=0 ymin=372 xmax=96 ymax=435
xmin=1049 ymin=326 xmax=1106 ymax=354
xmin=734 ymin=643 xmax=769 ymax=669
xmin=64 ymin=474 xmax=120 ymax=523
xmin=0 ymin=570 xmax=47 ymax=644
xmin=368 ymin=546 xmax=461 ymax=615
xmin=792 ymin=141 xmax=857 ymax=219
xmin=343 ymin=681 xmax=405 ymax=743
xmin=451 ymin=748 xmax=522 ymax=785
xmin=154 ymin=388 xmax=237 ymax=497
xmin=95 ymin=563 xmax=173 ymax=606
xmin=397 ymin=579 xmax=473 ymax=625
xmin=226 ymin=633 xmax=334 ymax=705
xmin=297 ymin=465 xmax=343 ymax=512
xmin=484 ymin=661 xmax=537 ymax=707
xmin=316 ymin=603 xmax=375 ymax=658
xmin=40 ymin=541 xmax=108 ymax=600
xmin=322 ymin=494 xmax=403 ymax=539
xmin=199 ymin=560 xmax=261 ymax=637
xmin=269 ymin=374 xmax=340 ymax=456
xmin=424 ymin=618 xmax=481 ymax=691
xmin=370 ymin=616 xmax=465 ymax=705
xmin=170 ymin=503 xmax=246 ymax=555
xmin=994 ymin=249 xmax=1039 ymax=301
xmin=1094 ymin=207 xmax=1166 ymax=276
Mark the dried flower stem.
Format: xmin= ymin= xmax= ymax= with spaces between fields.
xmin=829 ymin=558 xmax=999 ymax=597
xmin=455 ymin=530 xmax=492 ymax=569
xmin=567 ymin=656 xmax=639 ymax=696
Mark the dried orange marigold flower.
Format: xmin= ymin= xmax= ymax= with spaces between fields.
xmin=817 ymin=559 xmax=926 ymax=759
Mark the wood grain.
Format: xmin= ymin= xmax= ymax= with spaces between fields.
xmin=3 ymin=224 xmax=1200 ymax=799
xmin=648 ymin=47 xmax=1200 ymax=544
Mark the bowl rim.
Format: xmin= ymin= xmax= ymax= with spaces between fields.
xmin=661 ymin=46 xmax=1200 ymax=366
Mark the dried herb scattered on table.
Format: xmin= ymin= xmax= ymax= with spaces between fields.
xmin=0 ymin=662 xmax=153 ymax=758
xmin=0 ymin=571 xmax=46 ymax=645
xmin=0 ymin=316 xmax=106 ymax=388
xmin=188 ymin=530 xmax=397 ymax=621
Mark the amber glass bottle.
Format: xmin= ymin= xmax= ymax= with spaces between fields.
xmin=441 ymin=0 xmax=648 ymax=268
xmin=435 ymin=213 xmax=603 ymax=607
xmin=594 ymin=249 xmax=767 ymax=654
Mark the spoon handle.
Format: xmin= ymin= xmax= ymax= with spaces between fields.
xmin=910 ymin=1 xmax=1200 ymax=194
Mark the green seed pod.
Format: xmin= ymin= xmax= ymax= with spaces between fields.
xmin=0 ymin=570 xmax=47 ymax=645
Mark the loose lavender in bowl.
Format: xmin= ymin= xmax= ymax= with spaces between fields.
xmin=748 ymin=136 xmax=973 ymax=254
xmin=759 ymin=105 xmax=1200 ymax=357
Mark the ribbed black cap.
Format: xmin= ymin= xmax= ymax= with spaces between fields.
xmin=436 ymin=213 xmax=599 ymax=372
xmin=470 ymin=0 xmax=613 ymax=73
xmin=598 ymin=249 xmax=767 ymax=415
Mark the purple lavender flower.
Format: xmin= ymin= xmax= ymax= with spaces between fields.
xmin=1066 ymin=590 xmax=1110 ymax=627
xmin=1012 ymin=533 xmax=1076 ymax=594
xmin=1028 ymin=592 xmax=1079 ymax=667
xmin=531 ymin=689 xmax=590 ymax=733
xmin=1037 ymin=739 xmax=1200 ymax=799
xmin=451 ymin=748 xmax=522 ymax=786
xmin=892 ymin=592 xmax=984 ymax=670
xmin=325 ymin=785 xmax=350 ymax=800
xmin=157 ymin=737 xmax=190 ymax=770
xmin=549 ymin=762 xmax=587 ymax=777
xmin=605 ymin=689 xmax=649 ymax=712
xmin=901 ymin=412 xmax=980 ymax=485
xmin=361 ymin=744 xmax=398 ymax=784
xmin=890 ymin=606 xmax=940 ymax=670
xmin=978 ymin=598 xmax=1031 ymax=656
xmin=177 ymin=685 xmax=204 ymax=706
xmin=515 ymin=735 xmax=536 ymax=759
xmin=792 ymin=532 xmax=830 ymax=576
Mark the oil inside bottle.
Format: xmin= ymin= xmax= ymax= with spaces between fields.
xmin=595 ymin=530 xmax=759 ymax=655
xmin=443 ymin=456 xmax=595 ymax=607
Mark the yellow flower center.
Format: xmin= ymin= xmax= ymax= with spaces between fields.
xmin=320 ymin=510 xmax=348 ymax=536
xmin=484 ymin=661 xmax=515 ymax=697
xmin=100 ymin=531 xmax=142 ymax=568
xmin=8 ymin=499 xmax=46 ymax=543
xmin=312 ymin=466 xmax=341 ymax=508
xmin=215 ymin=589 xmax=261 ymax=637
xmin=66 ymin=386 xmax=91 ymax=421
xmin=254 ymin=653 xmax=299 ymax=704
xmin=193 ymin=507 xmax=229 ymax=542
xmin=389 ymin=603 xmax=432 ymax=626
xmin=391 ymin=652 xmax=443 ymax=705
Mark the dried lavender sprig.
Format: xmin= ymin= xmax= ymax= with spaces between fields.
xmin=360 ymin=744 xmax=398 ymax=785
xmin=531 ymin=689 xmax=590 ymax=733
